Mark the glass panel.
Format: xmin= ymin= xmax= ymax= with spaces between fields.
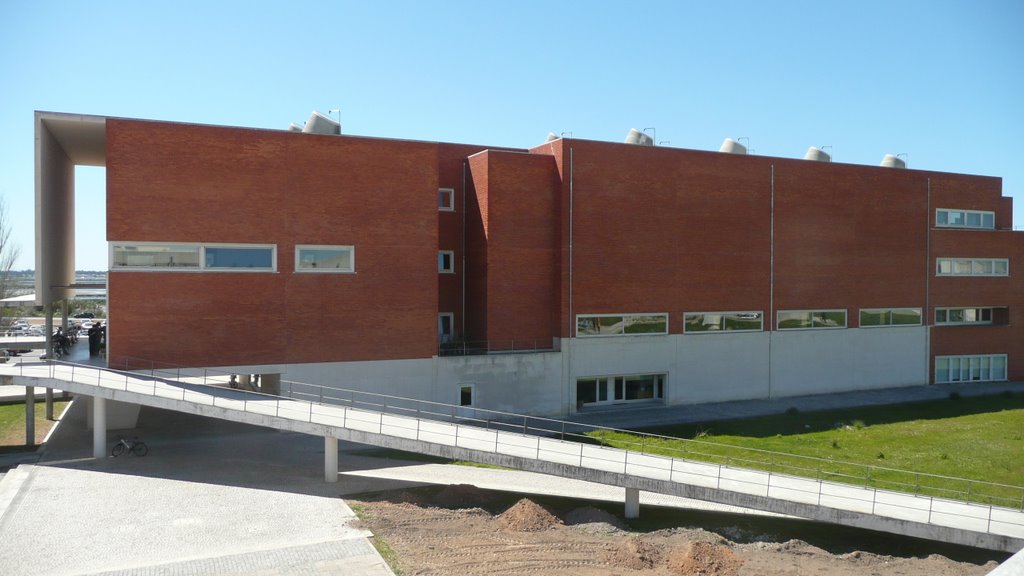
xmin=937 ymin=259 xmax=952 ymax=275
xmin=724 ymin=312 xmax=762 ymax=331
xmin=577 ymin=316 xmax=624 ymax=336
xmin=112 ymin=245 xmax=200 ymax=268
xmin=992 ymin=356 xmax=1007 ymax=380
xmin=685 ymin=313 xmax=720 ymax=332
xmin=860 ymin=310 xmax=888 ymax=327
xmin=953 ymin=260 xmax=973 ymax=275
xmin=812 ymin=310 xmax=846 ymax=328
xmin=891 ymin=308 xmax=921 ymax=325
xmin=994 ymin=260 xmax=1009 ymax=275
xmin=948 ymin=211 xmax=965 ymax=226
xmin=936 ymin=210 xmax=949 ymax=226
xmin=966 ymin=212 xmax=982 ymax=227
xmin=460 ymin=386 xmax=472 ymax=406
xmin=970 ymin=357 xmax=980 ymax=380
xmin=598 ymin=379 xmax=608 ymax=402
xmin=623 ymin=315 xmax=668 ymax=334
xmin=948 ymin=309 xmax=965 ymax=323
xmin=777 ymin=311 xmax=811 ymax=329
xmin=438 ymin=189 xmax=454 ymax=210
xmin=935 ymin=358 xmax=949 ymax=383
xmin=624 ymin=375 xmax=657 ymax=400
xmin=614 ymin=377 xmax=624 ymax=400
xmin=935 ymin=309 xmax=947 ymax=323
xmin=974 ymin=260 xmax=993 ymax=275
xmin=982 ymin=213 xmax=994 ymax=228
xmin=438 ymin=252 xmax=453 ymax=272
xmin=980 ymin=357 xmax=990 ymax=381
xmin=205 ymin=247 xmax=273 ymax=269
xmin=949 ymin=358 xmax=961 ymax=381
xmin=576 ymin=379 xmax=598 ymax=404
xmin=656 ymin=375 xmax=664 ymax=398
xmin=981 ymin=308 xmax=992 ymax=322
xmin=297 ymin=248 xmax=352 ymax=271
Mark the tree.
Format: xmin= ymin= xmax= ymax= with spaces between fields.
xmin=0 ymin=197 xmax=21 ymax=325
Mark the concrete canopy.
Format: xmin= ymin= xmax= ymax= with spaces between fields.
xmin=34 ymin=111 xmax=107 ymax=306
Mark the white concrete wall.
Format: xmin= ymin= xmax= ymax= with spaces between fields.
xmin=210 ymin=327 xmax=927 ymax=417
xmin=770 ymin=327 xmax=928 ymax=398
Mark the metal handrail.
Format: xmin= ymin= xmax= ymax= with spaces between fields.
xmin=9 ymin=358 xmax=1024 ymax=525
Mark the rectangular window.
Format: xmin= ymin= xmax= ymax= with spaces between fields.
xmin=459 ymin=385 xmax=473 ymax=407
xmin=111 ymin=243 xmax=275 ymax=272
xmin=111 ymin=244 xmax=200 ymax=268
xmin=438 ymin=250 xmax=454 ymax=273
xmin=934 ymin=307 xmax=993 ymax=325
xmin=684 ymin=311 xmax=763 ymax=333
xmin=576 ymin=374 xmax=666 ymax=407
xmin=777 ymin=309 xmax=847 ymax=330
xmin=438 ymin=188 xmax=455 ymax=211
xmin=936 ymin=258 xmax=1009 ymax=277
xmin=934 ymin=354 xmax=1007 ymax=383
xmin=936 ymin=209 xmax=995 ymax=229
xmin=576 ymin=313 xmax=668 ymax=337
xmin=438 ymin=312 xmax=454 ymax=343
xmin=859 ymin=308 xmax=922 ymax=327
xmin=295 ymin=245 xmax=354 ymax=273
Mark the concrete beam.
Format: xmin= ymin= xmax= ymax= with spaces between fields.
xmin=325 ymin=436 xmax=338 ymax=483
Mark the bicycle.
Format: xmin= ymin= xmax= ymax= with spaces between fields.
xmin=111 ymin=436 xmax=149 ymax=457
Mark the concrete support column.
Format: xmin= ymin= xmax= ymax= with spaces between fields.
xmin=625 ymin=487 xmax=640 ymax=519
xmin=324 ymin=436 xmax=338 ymax=483
xmin=93 ymin=397 xmax=106 ymax=460
xmin=45 ymin=388 xmax=54 ymax=420
xmin=261 ymin=373 xmax=281 ymax=396
xmin=239 ymin=374 xmax=251 ymax=391
xmin=44 ymin=303 xmax=53 ymax=360
xmin=24 ymin=386 xmax=35 ymax=446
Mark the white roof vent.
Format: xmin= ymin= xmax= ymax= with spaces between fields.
xmin=301 ymin=111 xmax=341 ymax=135
xmin=546 ymin=132 xmax=558 ymax=142
xmin=624 ymin=128 xmax=654 ymax=146
xmin=804 ymin=146 xmax=831 ymax=162
xmin=719 ymin=138 xmax=748 ymax=155
xmin=288 ymin=122 xmax=303 ymax=132
xmin=880 ymin=154 xmax=906 ymax=169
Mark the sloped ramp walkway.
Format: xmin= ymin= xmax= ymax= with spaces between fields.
xmin=2 ymin=360 xmax=1022 ymax=553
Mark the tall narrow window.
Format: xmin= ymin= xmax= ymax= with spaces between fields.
xmin=438 ymin=250 xmax=454 ymax=273
xmin=438 ymin=188 xmax=455 ymax=211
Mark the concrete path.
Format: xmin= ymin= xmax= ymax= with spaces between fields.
xmin=0 ymin=403 xmax=393 ymax=576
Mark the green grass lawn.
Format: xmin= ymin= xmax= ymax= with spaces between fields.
xmin=0 ymin=400 xmax=70 ymax=447
xmin=587 ymin=392 xmax=1024 ymax=508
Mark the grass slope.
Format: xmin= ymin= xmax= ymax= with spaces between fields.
xmin=589 ymin=392 xmax=1024 ymax=507
xmin=0 ymin=400 xmax=70 ymax=447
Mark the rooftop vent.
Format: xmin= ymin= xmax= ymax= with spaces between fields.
xmin=300 ymin=111 xmax=341 ymax=135
xmin=546 ymin=132 xmax=558 ymax=142
xmin=288 ymin=123 xmax=303 ymax=132
xmin=624 ymin=128 xmax=654 ymax=146
xmin=880 ymin=154 xmax=906 ymax=169
xmin=719 ymin=138 xmax=748 ymax=155
xmin=804 ymin=146 xmax=831 ymax=162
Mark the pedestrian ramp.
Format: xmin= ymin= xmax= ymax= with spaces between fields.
xmin=1 ymin=360 xmax=1021 ymax=553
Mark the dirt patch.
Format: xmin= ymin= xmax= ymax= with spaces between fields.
xmin=667 ymin=540 xmax=744 ymax=576
xmin=564 ymin=505 xmax=628 ymax=532
xmin=606 ymin=536 xmax=662 ymax=570
xmin=496 ymin=498 xmax=563 ymax=531
xmin=349 ymin=488 xmax=1002 ymax=576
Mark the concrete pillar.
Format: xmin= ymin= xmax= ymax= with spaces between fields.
xmin=324 ymin=436 xmax=338 ymax=483
xmin=44 ymin=303 xmax=53 ymax=360
xmin=45 ymin=388 xmax=54 ymax=420
xmin=625 ymin=487 xmax=640 ymax=519
xmin=24 ymin=386 xmax=35 ymax=446
xmin=239 ymin=374 xmax=251 ymax=391
xmin=261 ymin=373 xmax=281 ymax=396
xmin=93 ymin=397 xmax=106 ymax=460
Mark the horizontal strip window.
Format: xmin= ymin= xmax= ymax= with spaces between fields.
xmin=777 ymin=309 xmax=847 ymax=330
xmin=936 ymin=208 xmax=994 ymax=229
xmin=295 ymin=245 xmax=354 ymax=273
xmin=936 ymin=258 xmax=1009 ymax=276
xmin=935 ymin=307 xmax=992 ymax=325
xmin=576 ymin=313 xmax=669 ymax=337
xmin=576 ymin=373 xmax=665 ymax=407
xmin=111 ymin=243 xmax=276 ymax=272
xmin=684 ymin=311 xmax=763 ymax=333
xmin=859 ymin=308 xmax=922 ymax=328
xmin=935 ymin=354 xmax=1007 ymax=384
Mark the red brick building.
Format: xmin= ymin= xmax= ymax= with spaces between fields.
xmin=36 ymin=112 xmax=1023 ymax=416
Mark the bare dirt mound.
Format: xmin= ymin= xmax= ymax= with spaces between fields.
xmin=432 ymin=484 xmax=496 ymax=509
xmin=668 ymin=540 xmax=744 ymax=576
xmin=565 ymin=506 xmax=628 ymax=529
xmin=496 ymin=498 xmax=563 ymax=532
xmin=605 ymin=536 xmax=663 ymax=570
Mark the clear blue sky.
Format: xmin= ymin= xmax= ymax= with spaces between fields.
xmin=2 ymin=0 xmax=1022 ymax=271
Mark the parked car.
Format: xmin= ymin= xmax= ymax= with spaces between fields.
xmin=73 ymin=312 xmax=95 ymax=319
